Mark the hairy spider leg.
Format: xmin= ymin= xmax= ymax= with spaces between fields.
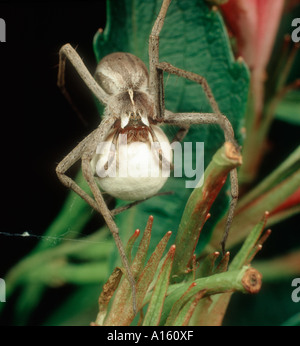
xmin=147 ymin=0 xmax=240 ymax=253
xmin=56 ymin=46 xmax=137 ymax=313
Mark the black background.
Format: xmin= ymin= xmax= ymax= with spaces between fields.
xmin=0 ymin=1 xmax=107 ymax=274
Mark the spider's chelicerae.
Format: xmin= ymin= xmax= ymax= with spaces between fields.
xmin=56 ymin=0 xmax=240 ymax=314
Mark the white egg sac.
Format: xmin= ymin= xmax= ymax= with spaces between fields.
xmin=91 ymin=125 xmax=172 ymax=201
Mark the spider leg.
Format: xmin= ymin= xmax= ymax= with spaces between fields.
xmin=111 ymin=191 xmax=174 ymax=216
xmin=164 ymin=110 xmax=241 ymax=254
xmin=57 ymin=43 xmax=109 ymax=121
xmin=96 ymin=128 xmax=120 ymax=177
xmin=171 ymin=126 xmax=190 ymax=143
xmin=56 ymin=116 xmax=119 ymax=214
xmin=148 ymin=126 xmax=174 ymax=170
xmin=157 ymin=63 xmax=238 ymax=149
xmin=148 ymin=0 xmax=172 ymax=118
xmin=153 ymin=61 xmax=240 ymax=254
xmin=56 ymin=129 xmax=101 ymax=213
xmin=80 ymin=124 xmax=137 ymax=315
xmin=56 ymin=116 xmax=137 ymax=315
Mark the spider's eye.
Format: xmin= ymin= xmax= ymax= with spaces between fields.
xmin=130 ymin=112 xmax=134 ymax=118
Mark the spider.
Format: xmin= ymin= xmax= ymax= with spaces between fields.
xmin=56 ymin=0 xmax=240 ymax=314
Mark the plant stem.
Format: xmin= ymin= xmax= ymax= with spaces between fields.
xmin=160 ymin=266 xmax=262 ymax=325
xmin=171 ymin=142 xmax=242 ymax=279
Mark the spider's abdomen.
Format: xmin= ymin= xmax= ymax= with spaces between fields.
xmin=95 ymin=52 xmax=149 ymax=95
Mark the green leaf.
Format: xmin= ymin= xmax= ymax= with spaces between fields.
xmin=102 ymin=216 xmax=155 ymax=325
xmin=211 ymin=145 xmax=300 ymax=248
xmin=14 ymin=283 xmax=45 ymax=325
xmin=135 ymin=231 xmax=172 ymax=309
xmin=125 ymin=229 xmax=141 ymax=264
xmin=275 ymin=90 xmax=300 ymax=125
xmin=44 ymin=284 xmax=101 ymax=326
xmin=143 ymin=245 xmax=175 ymax=326
xmin=164 ymin=282 xmax=199 ymax=326
xmin=196 ymin=251 xmax=220 ymax=278
xmin=95 ymin=267 xmax=123 ymax=326
xmin=172 ymin=143 xmax=242 ymax=279
xmin=171 ymin=289 xmax=206 ymax=326
xmin=282 ymin=313 xmax=300 ymax=326
xmin=130 ymin=216 xmax=154 ymax=278
xmin=104 ymin=229 xmax=172 ymax=325
xmin=34 ymin=172 xmax=92 ymax=253
xmin=52 ymin=262 xmax=109 ymax=284
xmin=253 ymin=249 xmax=300 ymax=282
xmin=94 ymin=0 xmax=249 ymax=258
xmin=197 ymin=215 xmax=269 ymax=326
xmin=229 ymin=212 xmax=269 ymax=271
xmin=236 ymin=146 xmax=300 ymax=210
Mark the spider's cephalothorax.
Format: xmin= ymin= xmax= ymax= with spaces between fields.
xmin=91 ymin=52 xmax=172 ymax=201
xmin=95 ymin=52 xmax=156 ymax=136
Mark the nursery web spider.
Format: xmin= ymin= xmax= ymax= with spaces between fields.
xmin=56 ymin=0 xmax=240 ymax=315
